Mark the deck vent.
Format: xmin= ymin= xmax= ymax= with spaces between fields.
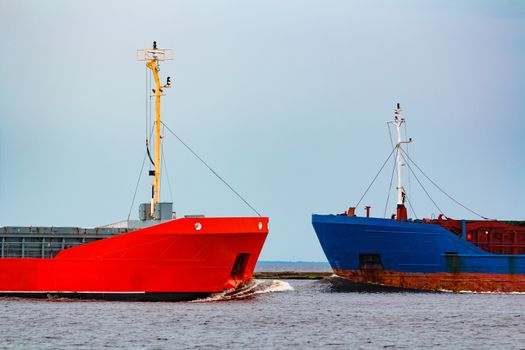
xmin=155 ymin=202 xmax=173 ymax=220
xmin=139 ymin=203 xmax=153 ymax=221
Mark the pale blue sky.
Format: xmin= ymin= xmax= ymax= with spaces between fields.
xmin=1 ymin=0 xmax=524 ymax=261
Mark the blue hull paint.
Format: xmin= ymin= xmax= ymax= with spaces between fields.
xmin=312 ymin=214 xmax=525 ymax=275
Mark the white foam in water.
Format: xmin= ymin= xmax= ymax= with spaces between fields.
xmin=251 ymin=279 xmax=295 ymax=295
xmin=191 ymin=279 xmax=293 ymax=303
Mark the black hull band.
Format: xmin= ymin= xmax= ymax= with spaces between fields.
xmin=0 ymin=292 xmax=210 ymax=302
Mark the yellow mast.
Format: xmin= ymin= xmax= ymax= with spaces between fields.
xmin=137 ymin=42 xmax=174 ymax=218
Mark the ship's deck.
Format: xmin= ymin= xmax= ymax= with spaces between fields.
xmin=0 ymin=226 xmax=133 ymax=258
xmin=0 ymin=218 xmax=182 ymax=259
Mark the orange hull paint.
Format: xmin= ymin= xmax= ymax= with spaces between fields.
xmin=334 ymin=269 xmax=525 ymax=293
xmin=0 ymin=217 xmax=268 ymax=297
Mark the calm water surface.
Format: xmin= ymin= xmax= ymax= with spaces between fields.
xmin=1 ymin=264 xmax=524 ymax=349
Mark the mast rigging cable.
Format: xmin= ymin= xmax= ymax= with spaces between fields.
xmin=128 ymin=125 xmax=156 ymax=221
xmin=355 ymin=146 xmax=397 ymax=209
xmin=161 ymin=121 xmax=261 ymax=217
xmin=399 ymin=148 xmax=489 ymax=220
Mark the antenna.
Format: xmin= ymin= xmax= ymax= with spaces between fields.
xmin=136 ymin=45 xmax=174 ymax=62
xmin=136 ymin=42 xmax=174 ymax=219
xmin=394 ymin=103 xmax=401 ymax=120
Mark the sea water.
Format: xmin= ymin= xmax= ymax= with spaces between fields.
xmin=1 ymin=262 xmax=524 ymax=349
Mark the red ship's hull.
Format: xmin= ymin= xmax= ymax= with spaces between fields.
xmin=0 ymin=217 xmax=268 ymax=301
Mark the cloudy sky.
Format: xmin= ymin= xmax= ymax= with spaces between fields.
xmin=1 ymin=0 xmax=524 ymax=261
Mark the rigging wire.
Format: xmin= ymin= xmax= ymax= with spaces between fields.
xmin=145 ymin=67 xmax=148 ymax=139
xmin=404 ymin=122 xmax=413 ymax=216
xmin=383 ymin=148 xmax=398 ymax=218
xmin=386 ymin=123 xmax=394 ymax=149
xmin=147 ymin=70 xmax=153 ymax=170
xmin=399 ymin=151 xmax=445 ymax=217
xmin=400 ymin=148 xmax=489 ymax=220
xmin=146 ymin=67 xmax=150 ymax=140
xmin=160 ymin=121 xmax=262 ymax=217
xmin=127 ymin=151 xmax=148 ymax=221
xmin=355 ymin=146 xmax=397 ymax=209
xmin=129 ymin=68 xmax=156 ymax=221
xmin=404 ymin=192 xmax=418 ymax=219
xmin=146 ymin=142 xmax=155 ymax=166
xmin=149 ymin=70 xmax=152 ymax=141
xmin=128 ymin=126 xmax=156 ymax=221
xmin=145 ymin=69 xmax=155 ymax=167
xmin=161 ymin=127 xmax=174 ymax=203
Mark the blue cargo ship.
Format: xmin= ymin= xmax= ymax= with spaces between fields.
xmin=312 ymin=105 xmax=525 ymax=292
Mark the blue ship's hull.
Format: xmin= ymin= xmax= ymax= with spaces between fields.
xmin=312 ymin=214 xmax=525 ymax=292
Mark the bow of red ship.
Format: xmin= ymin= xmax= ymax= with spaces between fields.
xmin=0 ymin=217 xmax=268 ymax=301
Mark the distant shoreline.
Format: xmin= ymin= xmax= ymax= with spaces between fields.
xmin=256 ymin=260 xmax=329 ymax=264
xmin=254 ymin=271 xmax=332 ymax=280
xmin=254 ymin=261 xmax=332 ymax=278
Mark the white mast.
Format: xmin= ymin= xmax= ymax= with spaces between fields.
xmin=388 ymin=103 xmax=412 ymax=219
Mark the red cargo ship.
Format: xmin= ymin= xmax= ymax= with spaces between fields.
xmin=0 ymin=43 xmax=268 ymax=301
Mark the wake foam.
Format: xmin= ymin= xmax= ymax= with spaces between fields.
xmin=191 ymin=279 xmax=293 ymax=302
